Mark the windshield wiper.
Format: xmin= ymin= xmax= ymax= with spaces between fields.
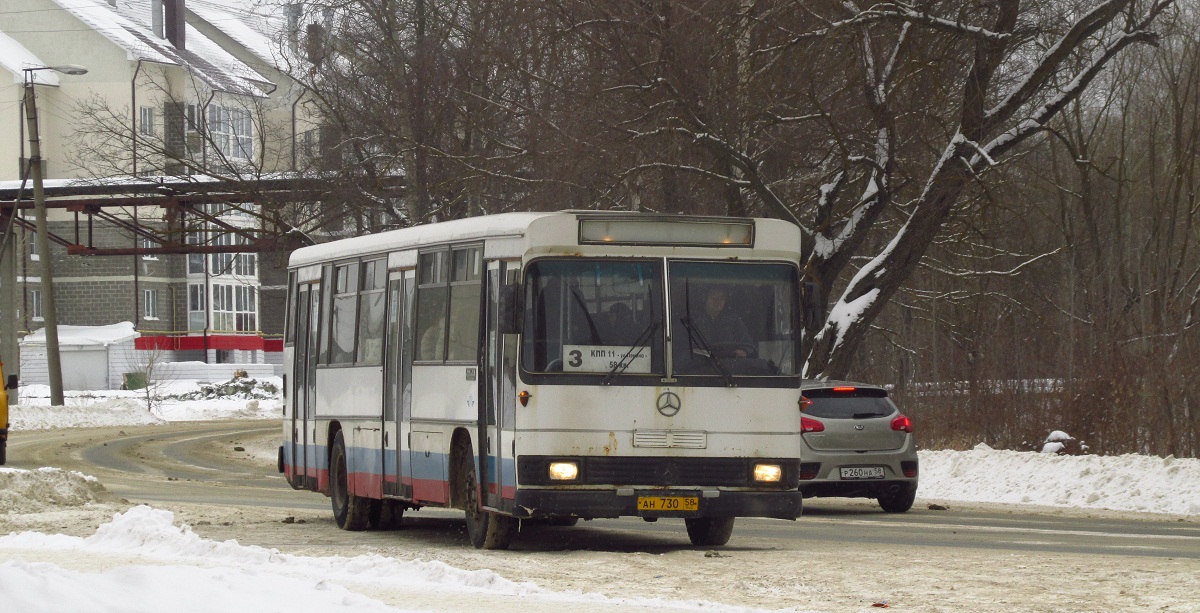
xmin=602 ymin=322 xmax=660 ymax=385
xmin=568 ymin=285 xmax=602 ymax=343
xmin=679 ymin=315 xmax=734 ymax=386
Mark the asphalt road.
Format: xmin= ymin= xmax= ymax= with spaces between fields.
xmin=8 ymin=418 xmax=1198 ymax=560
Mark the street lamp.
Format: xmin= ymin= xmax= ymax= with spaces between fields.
xmin=22 ymin=64 xmax=87 ymax=407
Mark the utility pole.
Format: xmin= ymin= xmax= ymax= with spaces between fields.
xmin=22 ymin=65 xmax=88 ymax=407
xmin=1 ymin=202 xmax=17 ymax=407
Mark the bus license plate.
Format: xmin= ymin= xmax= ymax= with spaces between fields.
xmin=637 ymin=496 xmax=699 ymax=512
xmin=840 ymin=466 xmax=885 ymax=480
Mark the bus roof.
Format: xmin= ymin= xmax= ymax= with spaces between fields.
xmin=289 ymin=212 xmax=555 ymax=267
xmin=288 ymin=211 xmax=800 ymax=268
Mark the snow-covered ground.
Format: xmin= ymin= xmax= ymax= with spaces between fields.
xmin=2 ymin=380 xmax=1198 ymax=612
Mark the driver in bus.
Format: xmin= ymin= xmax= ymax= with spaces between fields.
xmin=693 ymin=286 xmax=754 ymax=358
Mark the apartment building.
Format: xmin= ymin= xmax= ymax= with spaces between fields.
xmin=0 ymin=0 xmax=318 ymax=369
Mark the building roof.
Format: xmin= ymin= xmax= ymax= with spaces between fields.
xmin=0 ymin=30 xmax=60 ymax=85
xmin=187 ymin=0 xmax=287 ymax=70
xmin=50 ymin=0 xmax=273 ymax=97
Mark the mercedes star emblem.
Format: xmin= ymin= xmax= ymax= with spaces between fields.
xmin=656 ymin=391 xmax=681 ymax=416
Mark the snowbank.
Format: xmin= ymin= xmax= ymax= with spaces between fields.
xmin=0 ymin=506 xmax=799 ymax=613
xmin=0 ymin=468 xmax=109 ymax=514
xmin=918 ymin=443 xmax=1200 ymax=516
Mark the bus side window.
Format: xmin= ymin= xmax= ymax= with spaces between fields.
xmin=446 ymin=246 xmax=482 ymax=361
xmin=415 ymin=251 xmax=449 ymax=362
xmin=356 ymin=259 xmax=387 ymax=364
xmin=330 ymin=262 xmax=360 ymax=364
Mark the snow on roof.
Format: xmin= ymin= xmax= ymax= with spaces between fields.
xmin=187 ymin=0 xmax=287 ymax=69
xmin=50 ymin=0 xmax=272 ymax=97
xmin=0 ymin=30 xmax=59 ymax=86
xmin=50 ymin=0 xmax=178 ymax=65
xmin=20 ymin=321 xmax=139 ymax=347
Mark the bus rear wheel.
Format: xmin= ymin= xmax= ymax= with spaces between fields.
xmin=369 ymin=500 xmax=405 ymax=530
xmin=685 ymin=517 xmax=735 ymax=547
xmin=458 ymin=449 xmax=516 ymax=550
xmin=330 ymin=430 xmax=370 ymax=531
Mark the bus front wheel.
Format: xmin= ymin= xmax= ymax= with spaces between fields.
xmin=458 ymin=449 xmax=516 ymax=550
xmin=685 ymin=517 xmax=735 ymax=547
xmin=330 ymin=430 xmax=370 ymax=531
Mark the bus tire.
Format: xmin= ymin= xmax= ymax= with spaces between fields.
xmin=369 ymin=500 xmax=405 ymax=530
xmin=330 ymin=430 xmax=370 ymax=531
xmin=685 ymin=517 xmax=735 ymax=547
xmin=459 ymin=449 xmax=516 ymax=550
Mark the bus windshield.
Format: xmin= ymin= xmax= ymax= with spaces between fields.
xmin=669 ymin=261 xmax=799 ymax=378
xmin=522 ymin=258 xmax=800 ymax=380
xmin=523 ymin=259 xmax=664 ymax=376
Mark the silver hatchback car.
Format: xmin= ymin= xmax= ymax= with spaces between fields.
xmin=798 ymin=381 xmax=918 ymax=512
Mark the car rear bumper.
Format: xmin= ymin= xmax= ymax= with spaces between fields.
xmin=800 ymin=479 xmax=916 ymax=499
xmin=797 ymin=445 xmax=918 ymax=499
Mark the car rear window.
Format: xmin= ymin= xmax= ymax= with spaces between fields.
xmin=803 ymin=388 xmax=896 ymax=419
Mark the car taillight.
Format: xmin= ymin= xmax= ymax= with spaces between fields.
xmin=891 ymin=415 xmax=912 ymax=433
xmin=901 ymin=460 xmax=918 ymax=478
xmin=801 ymin=417 xmax=825 ymax=433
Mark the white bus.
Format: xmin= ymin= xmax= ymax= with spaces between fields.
xmin=280 ymin=211 xmax=808 ymax=549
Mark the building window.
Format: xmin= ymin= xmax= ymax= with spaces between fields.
xmin=207 ymin=105 xmax=254 ymax=160
xmin=30 ymin=289 xmax=43 ymax=321
xmin=139 ymin=106 xmax=156 ymax=137
xmin=187 ymin=231 xmax=206 ymax=274
xmin=142 ymin=237 xmax=158 ymax=260
xmin=235 ymin=285 xmax=257 ymax=332
xmin=212 ymin=283 xmax=235 ymax=332
xmin=211 ymin=233 xmax=234 ymax=274
xmin=233 ymin=244 xmax=256 ymax=277
xmin=188 ymin=283 xmax=206 ymax=331
xmin=143 ymin=289 xmax=159 ymax=320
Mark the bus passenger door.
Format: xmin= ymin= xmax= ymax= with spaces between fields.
xmin=480 ymin=261 xmax=517 ymax=508
xmin=396 ymin=270 xmax=416 ymax=499
xmin=289 ymin=283 xmax=318 ymax=489
xmin=382 ymin=270 xmax=413 ymax=497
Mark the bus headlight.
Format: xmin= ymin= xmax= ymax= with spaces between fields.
xmin=753 ymin=463 xmax=782 ymax=483
xmin=548 ymin=461 xmax=579 ymax=481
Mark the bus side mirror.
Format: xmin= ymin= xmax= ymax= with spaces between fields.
xmin=801 ymin=281 xmax=825 ymax=329
xmin=498 ymin=284 xmax=522 ymax=335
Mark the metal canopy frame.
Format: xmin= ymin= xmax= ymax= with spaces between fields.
xmin=0 ymin=176 xmax=403 ymax=256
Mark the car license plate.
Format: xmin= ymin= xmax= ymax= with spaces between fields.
xmin=840 ymin=466 xmax=885 ymax=480
xmin=637 ymin=496 xmax=699 ymax=512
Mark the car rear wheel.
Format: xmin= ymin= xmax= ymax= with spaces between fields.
xmin=877 ymin=487 xmax=917 ymax=513
xmin=685 ymin=517 xmax=735 ymax=546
